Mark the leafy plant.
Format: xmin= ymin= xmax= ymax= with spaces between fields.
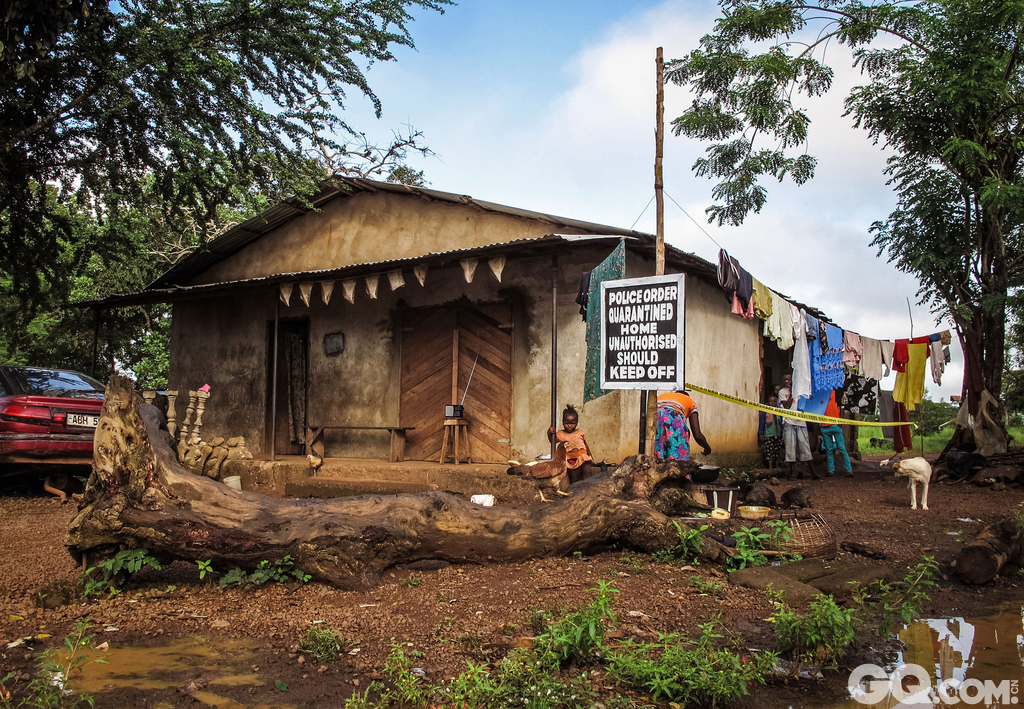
xmin=651 ymin=521 xmax=706 ymax=564
xmin=403 ymin=575 xmax=422 ymax=588
xmin=859 ymin=556 xmax=939 ymax=637
xmin=605 ymin=619 xmax=775 ymax=705
xmin=438 ymin=650 xmax=594 ymax=709
xmin=380 ymin=642 xmax=428 ymax=707
xmin=82 ymin=548 xmax=162 ymax=596
xmin=689 ymin=574 xmax=725 ymax=597
xmin=763 ymin=520 xmax=793 ymax=550
xmin=528 ymin=609 xmax=551 ymax=636
xmin=538 ymin=581 xmax=618 ymax=665
xmin=196 ymin=560 xmax=214 ymax=580
xmin=1 ymin=621 xmax=107 ymax=708
xmin=300 ymin=627 xmax=354 ymax=663
xmin=773 ymin=595 xmax=857 ymax=669
xmin=219 ymin=556 xmax=311 ymax=589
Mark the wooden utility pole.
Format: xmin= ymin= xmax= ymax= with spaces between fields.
xmin=643 ymin=47 xmax=666 ymax=453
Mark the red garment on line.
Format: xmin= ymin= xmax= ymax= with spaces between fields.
xmin=893 ymin=401 xmax=913 ymax=453
xmin=892 ymin=339 xmax=910 ymax=373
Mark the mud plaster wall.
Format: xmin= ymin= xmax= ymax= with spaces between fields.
xmin=192 ymin=192 xmax=588 ymax=286
xmin=169 ymin=248 xmax=641 ymax=461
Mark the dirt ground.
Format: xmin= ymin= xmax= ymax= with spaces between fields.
xmin=0 ymin=462 xmax=1022 ymax=709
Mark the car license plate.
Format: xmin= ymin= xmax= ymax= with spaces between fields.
xmin=67 ymin=413 xmax=99 ymax=429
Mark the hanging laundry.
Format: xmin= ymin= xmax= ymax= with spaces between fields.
xmin=840 ymin=369 xmax=878 ymax=415
xmin=878 ymin=389 xmax=895 ymax=440
xmin=940 ymin=330 xmax=952 ymax=345
xmin=880 ymin=340 xmax=895 ymax=377
xmin=893 ymin=401 xmax=913 ymax=453
xmin=893 ymin=342 xmax=928 ymax=409
xmin=752 ymin=278 xmax=773 ymax=319
xmin=809 ymin=322 xmax=845 ymax=392
xmin=892 ymin=339 xmax=910 ymax=372
xmin=859 ymin=336 xmax=884 ymax=380
xmin=929 ymin=339 xmax=945 ymax=385
xmin=798 ymin=386 xmax=831 ymax=415
xmin=805 ymin=312 xmax=818 ymax=342
xmin=765 ymin=289 xmax=794 ymax=350
xmin=731 ymin=292 xmax=755 ymax=318
xmin=735 ymin=262 xmax=753 ymax=311
xmin=790 ymin=305 xmax=812 ymax=400
xmin=842 ymin=331 xmax=863 ymax=369
xmin=717 ymin=248 xmax=739 ymax=292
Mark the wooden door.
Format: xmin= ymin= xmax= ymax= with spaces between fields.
xmin=400 ymin=304 xmax=512 ymax=462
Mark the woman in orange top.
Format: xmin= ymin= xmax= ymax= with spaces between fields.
xmin=547 ymin=404 xmax=594 ymax=483
xmin=656 ymin=390 xmax=712 ymax=461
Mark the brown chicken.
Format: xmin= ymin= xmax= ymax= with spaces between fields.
xmin=506 ymin=441 xmax=570 ymax=502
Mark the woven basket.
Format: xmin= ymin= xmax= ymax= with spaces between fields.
xmin=773 ymin=513 xmax=837 ymax=559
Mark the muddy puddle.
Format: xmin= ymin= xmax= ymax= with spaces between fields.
xmin=63 ymin=636 xmax=293 ymax=709
xmin=836 ymin=602 xmax=1024 ymax=708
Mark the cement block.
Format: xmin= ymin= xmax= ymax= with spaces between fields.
xmin=728 ymin=566 xmax=822 ymax=606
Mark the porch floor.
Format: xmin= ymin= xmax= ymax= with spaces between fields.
xmin=221 ymin=455 xmax=539 ymax=503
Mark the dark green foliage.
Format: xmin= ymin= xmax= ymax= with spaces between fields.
xmin=858 ymin=556 xmax=939 ymax=637
xmin=1 ymin=0 xmax=446 ymax=380
xmin=605 ymin=620 xmax=776 ymax=705
xmin=669 ymin=0 xmax=1024 ymax=400
xmin=300 ymin=626 xmax=353 ymax=662
xmin=773 ymin=595 xmax=857 ymax=669
xmin=219 ymin=555 xmax=312 ymax=588
xmin=82 ymin=548 xmax=162 ymax=595
xmin=651 ymin=521 xmax=706 ymax=564
xmin=538 ymin=580 xmax=618 ymax=665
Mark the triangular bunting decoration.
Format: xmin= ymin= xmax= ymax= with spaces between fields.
xmin=488 ymin=255 xmax=506 ymax=282
xmin=279 ymin=283 xmax=294 ymax=306
xmin=320 ymin=281 xmax=335 ymax=305
xmin=413 ymin=264 xmax=428 ymax=286
xmin=342 ymin=279 xmax=357 ymax=304
xmin=365 ymin=274 xmax=379 ymax=299
xmin=387 ymin=270 xmax=405 ymax=291
xmin=298 ymin=282 xmax=313 ymax=307
xmin=461 ymin=258 xmax=478 ymax=283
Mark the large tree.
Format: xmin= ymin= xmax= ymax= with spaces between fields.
xmin=667 ymin=0 xmax=1024 ymax=409
xmin=1 ymin=0 xmax=444 ymax=375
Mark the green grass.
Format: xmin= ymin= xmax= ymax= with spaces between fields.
xmin=856 ymin=424 xmax=1024 ymax=456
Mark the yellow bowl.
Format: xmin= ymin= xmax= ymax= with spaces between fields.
xmin=739 ymin=506 xmax=771 ymax=520
xmin=710 ymin=508 xmax=730 ymax=520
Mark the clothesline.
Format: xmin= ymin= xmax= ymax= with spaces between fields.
xmin=716 ymin=248 xmax=953 ymax=416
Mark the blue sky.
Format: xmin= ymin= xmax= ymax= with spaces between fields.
xmin=340 ymin=0 xmax=961 ymax=400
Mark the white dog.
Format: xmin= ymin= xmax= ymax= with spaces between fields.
xmin=880 ymin=457 xmax=932 ymax=510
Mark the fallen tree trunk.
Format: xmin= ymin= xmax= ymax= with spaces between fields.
xmin=66 ymin=375 xmax=708 ymax=590
xmin=953 ymin=518 xmax=1024 ymax=584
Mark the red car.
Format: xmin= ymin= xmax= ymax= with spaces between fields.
xmin=0 ymin=366 xmax=105 ymax=469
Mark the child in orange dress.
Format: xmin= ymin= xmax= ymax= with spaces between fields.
xmin=547 ymin=404 xmax=594 ymax=484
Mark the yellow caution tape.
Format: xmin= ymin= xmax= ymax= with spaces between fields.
xmin=685 ymin=383 xmax=916 ymax=428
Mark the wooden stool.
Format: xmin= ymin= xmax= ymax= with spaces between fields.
xmin=439 ymin=417 xmax=471 ymax=464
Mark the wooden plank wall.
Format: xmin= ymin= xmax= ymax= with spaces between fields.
xmin=400 ymin=304 xmax=512 ymax=462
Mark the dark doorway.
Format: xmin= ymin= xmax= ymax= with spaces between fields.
xmin=266 ymin=318 xmax=310 ymax=456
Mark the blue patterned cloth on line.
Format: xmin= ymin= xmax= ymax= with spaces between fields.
xmin=810 ymin=322 xmax=845 ymax=391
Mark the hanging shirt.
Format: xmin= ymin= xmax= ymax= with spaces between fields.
xmin=859 ymin=336 xmax=884 ymax=380
xmin=717 ymin=249 xmax=739 ymax=292
xmin=790 ymin=305 xmax=813 ymax=401
xmin=893 ymin=339 xmax=910 ymax=372
xmin=893 ymin=343 xmax=928 ymax=410
xmin=880 ymin=340 xmax=895 ymax=377
xmin=752 ymin=278 xmax=773 ymax=319
xmin=764 ymin=289 xmax=794 ymax=350
xmin=732 ymin=292 xmax=755 ymax=318
xmin=810 ymin=322 xmax=846 ymax=392
xmin=929 ymin=339 xmax=945 ymax=385
xmin=940 ymin=330 xmax=952 ymax=345
xmin=840 ymin=371 xmax=878 ymax=416
xmin=842 ymin=331 xmax=863 ymax=369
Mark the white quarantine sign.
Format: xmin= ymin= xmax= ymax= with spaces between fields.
xmin=599 ymin=273 xmax=685 ymax=390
